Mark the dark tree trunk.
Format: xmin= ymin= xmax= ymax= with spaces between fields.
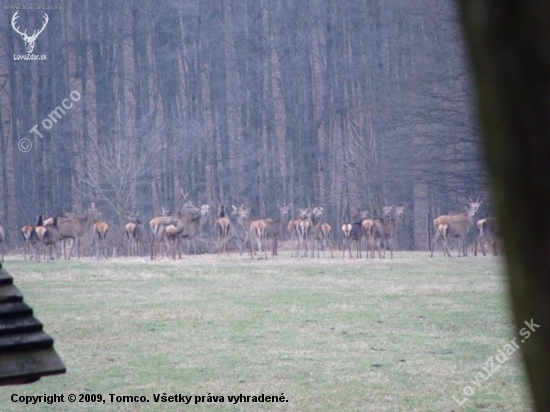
xmin=459 ymin=2 xmax=550 ymax=410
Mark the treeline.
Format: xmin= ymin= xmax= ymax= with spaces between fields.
xmin=0 ymin=0 xmax=488 ymax=250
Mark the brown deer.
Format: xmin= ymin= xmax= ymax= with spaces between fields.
xmin=35 ymin=217 xmax=62 ymax=261
xmin=179 ymin=204 xmax=210 ymax=256
xmin=311 ymin=207 xmax=333 ymax=258
xmin=214 ymin=205 xmax=232 ymax=255
xmin=149 ymin=207 xmax=173 ymax=260
xmin=430 ymin=200 xmax=482 ymax=257
xmin=342 ymin=209 xmax=368 ymax=258
xmin=167 ymin=203 xmax=209 ymax=259
xmin=379 ymin=205 xmax=405 ymax=259
xmin=474 ymin=217 xmax=501 ymax=256
xmin=21 ymin=223 xmax=39 ymax=260
xmin=278 ymin=204 xmax=292 ymax=241
xmin=234 ymin=205 xmax=268 ymax=259
xmin=341 ymin=223 xmax=352 ymax=258
xmin=263 ymin=218 xmax=281 ymax=256
xmin=0 ymin=223 xmax=4 ymax=262
xmin=55 ymin=207 xmax=101 ymax=259
xmin=287 ymin=216 xmax=301 ymax=257
xmin=125 ymin=214 xmax=144 ymax=257
xmin=296 ymin=208 xmax=312 ymax=258
xmin=361 ymin=218 xmax=376 ymax=258
xmin=93 ymin=220 xmax=110 ymax=259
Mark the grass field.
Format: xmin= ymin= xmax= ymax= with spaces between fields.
xmin=0 ymin=252 xmax=531 ymax=411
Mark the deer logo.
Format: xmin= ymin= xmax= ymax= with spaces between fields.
xmin=11 ymin=11 xmax=49 ymax=54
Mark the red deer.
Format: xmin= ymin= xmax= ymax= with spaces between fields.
xmin=287 ymin=216 xmax=301 ymax=257
xmin=55 ymin=207 xmax=102 ymax=259
xmin=125 ymin=214 xmax=144 ymax=257
xmin=430 ymin=200 xmax=482 ymax=257
xmin=277 ymin=204 xmax=292 ymax=241
xmin=179 ymin=204 xmax=209 ymax=256
xmin=93 ymin=220 xmax=110 ymax=259
xmin=379 ymin=205 xmax=405 ymax=259
xmin=311 ymin=207 xmax=333 ymax=258
xmin=361 ymin=218 xmax=376 ymax=258
xmin=234 ymin=206 xmax=268 ymax=260
xmin=21 ymin=223 xmax=38 ymax=260
xmin=35 ymin=217 xmax=62 ymax=261
xmin=474 ymin=217 xmax=501 ymax=256
xmin=149 ymin=207 xmax=173 ymax=260
xmin=296 ymin=208 xmax=312 ymax=258
xmin=167 ymin=203 xmax=210 ymax=259
xmin=342 ymin=223 xmax=352 ymax=258
xmin=214 ymin=205 xmax=231 ymax=255
xmin=263 ymin=218 xmax=281 ymax=256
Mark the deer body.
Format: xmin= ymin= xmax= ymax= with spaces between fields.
xmin=214 ymin=205 xmax=232 ymax=255
xmin=475 ymin=217 xmax=501 ymax=256
xmin=93 ymin=221 xmax=110 ymax=259
xmin=56 ymin=210 xmax=97 ymax=259
xmin=149 ymin=207 xmax=173 ymax=260
xmin=430 ymin=201 xmax=481 ymax=257
xmin=234 ymin=205 xmax=268 ymax=259
xmin=125 ymin=217 xmax=143 ymax=257
xmin=311 ymin=207 xmax=333 ymax=258
xmin=21 ymin=224 xmax=38 ymax=260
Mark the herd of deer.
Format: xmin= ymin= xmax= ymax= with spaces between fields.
xmin=0 ymin=197 xmax=501 ymax=263
xmin=13 ymin=203 xmax=109 ymax=262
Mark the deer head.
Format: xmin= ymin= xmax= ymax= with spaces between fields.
xmin=11 ymin=11 xmax=49 ymax=54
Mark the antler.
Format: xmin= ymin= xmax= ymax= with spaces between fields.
xmin=11 ymin=11 xmax=26 ymax=37
xmin=30 ymin=13 xmax=48 ymax=40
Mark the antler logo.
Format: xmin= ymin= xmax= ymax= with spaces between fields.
xmin=11 ymin=11 xmax=49 ymax=54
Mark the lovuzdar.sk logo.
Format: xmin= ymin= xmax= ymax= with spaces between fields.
xmin=11 ymin=11 xmax=48 ymax=60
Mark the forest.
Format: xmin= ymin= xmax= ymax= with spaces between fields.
xmin=0 ymin=0 xmax=487 ymax=251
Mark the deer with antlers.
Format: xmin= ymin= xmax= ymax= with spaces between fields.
xmin=165 ymin=203 xmax=209 ymax=259
xmin=11 ymin=11 xmax=49 ymax=54
xmin=234 ymin=205 xmax=268 ymax=260
xmin=474 ymin=217 xmax=501 ymax=256
xmin=430 ymin=199 xmax=482 ymax=257
xmin=311 ymin=206 xmax=333 ymax=258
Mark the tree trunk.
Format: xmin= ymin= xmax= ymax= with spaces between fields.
xmin=458 ymin=2 xmax=550 ymax=410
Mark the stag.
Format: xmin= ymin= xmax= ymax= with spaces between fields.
xmin=430 ymin=200 xmax=482 ymax=257
xmin=149 ymin=207 xmax=173 ymax=260
xmin=0 ymin=223 xmax=4 ymax=262
xmin=11 ymin=11 xmax=49 ymax=54
xmin=93 ymin=220 xmax=110 ymax=259
xmin=167 ymin=203 xmax=209 ymax=259
xmin=311 ymin=207 xmax=333 ymax=258
xmin=474 ymin=217 xmax=501 ymax=256
xmin=214 ymin=205 xmax=232 ymax=255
